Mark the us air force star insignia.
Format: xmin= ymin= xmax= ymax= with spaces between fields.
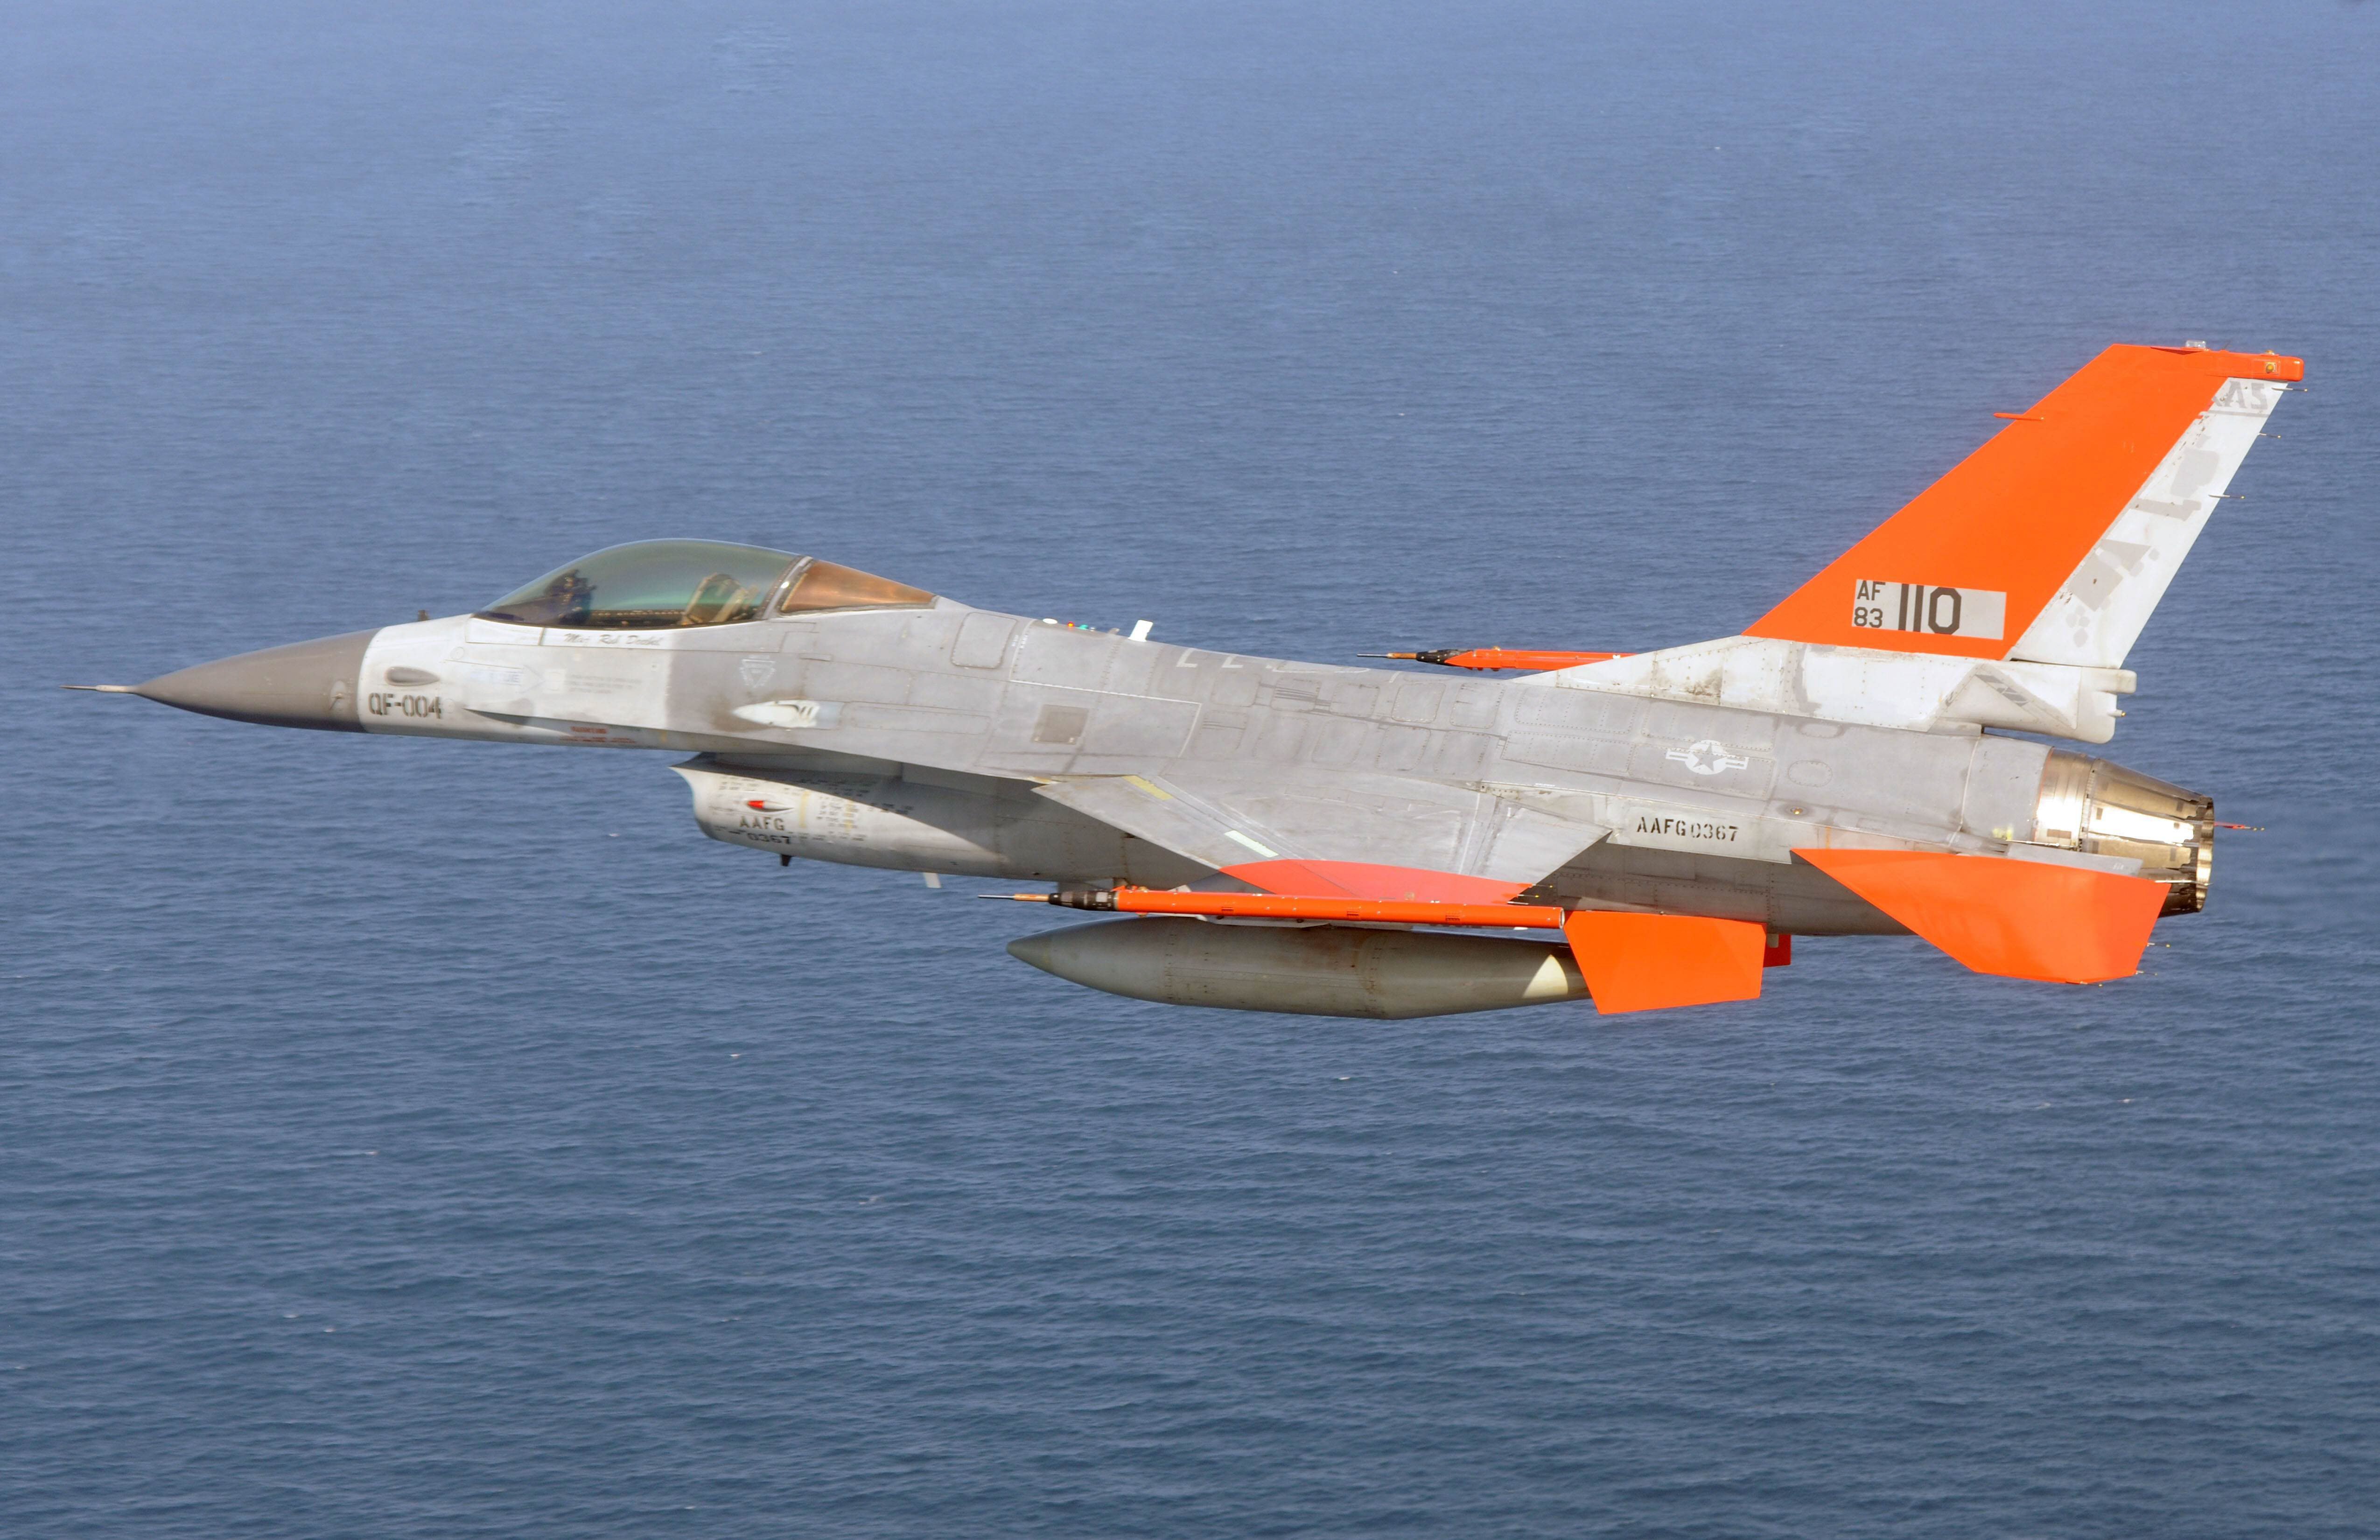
xmin=1666 ymin=739 xmax=1750 ymax=776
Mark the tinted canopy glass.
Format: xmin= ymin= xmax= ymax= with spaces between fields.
xmin=478 ymin=540 xmax=796 ymax=630
xmin=476 ymin=540 xmax=933 ymax=630
xmin=774 ymin=559 xmax=936 ymax=615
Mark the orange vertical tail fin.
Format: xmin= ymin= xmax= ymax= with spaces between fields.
xmin=1747 ymin=345 xmax=2301 ymax=665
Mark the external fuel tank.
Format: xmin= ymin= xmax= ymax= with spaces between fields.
xmin=1007 ymin=917 xmax=1591 ymax=1019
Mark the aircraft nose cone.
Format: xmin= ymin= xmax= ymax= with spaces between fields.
xmin=134 ymin=629 xmax=378 ymax=732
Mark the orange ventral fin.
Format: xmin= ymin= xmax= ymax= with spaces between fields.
xmin=1745 ymin=345 xmax=2303 ymax=660
xmin=1797 ymin=848 xmax=2166 ymax=984
xmin=1561 ymin=911 xmax=1766 ymax=1015
xmin=1221 ymin=859 xmax=1528 ymax=904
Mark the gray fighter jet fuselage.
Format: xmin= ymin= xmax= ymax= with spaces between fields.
xmin=133 ymin=569 xmax=2114 ymax=933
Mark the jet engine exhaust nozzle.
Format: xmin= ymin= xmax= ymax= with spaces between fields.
xmin=2033 ymin=750 xmax=2216 ymax=915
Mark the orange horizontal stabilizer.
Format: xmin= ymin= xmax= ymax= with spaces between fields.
xmin=1746 ymin=344 xmax=2304 ymax=660
xmin=1561 ymin=910 xmax=1766 ymax=1015
xmin=1795 ymin=848 xmax=2166 ymax=984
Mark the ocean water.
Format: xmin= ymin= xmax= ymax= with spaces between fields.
xmin=6 ymin=3 xmax=2378 ymax=1534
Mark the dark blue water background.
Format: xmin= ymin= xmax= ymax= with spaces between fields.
xmin=6 ymin=3 xmax=2378 ymax=1534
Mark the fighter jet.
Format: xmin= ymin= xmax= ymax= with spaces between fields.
xmin=77 ymin=343 xmax=2298 ymax=1017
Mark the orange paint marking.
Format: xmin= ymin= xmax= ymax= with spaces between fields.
xmin=1086 ymin=888 xmax=1565 ymax=928
xmin=1796 ymin=848 xmax=2167 ymax=984
xmin=1747 ymin=345 xmax=2304 ymax=660
xmin=1440 ymin=649 xmax=1623 ymax=672
xmin=1560 ymin=910 xmax=1767 ymax=1015
xmin=1220 ymin=859 xmax=1530 ymax=905
xmin=1376 ymin=649 xmax=1629 ymax=672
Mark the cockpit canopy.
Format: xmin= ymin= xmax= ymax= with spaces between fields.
xmin=476 ymin=540 xmax=936 ymax=630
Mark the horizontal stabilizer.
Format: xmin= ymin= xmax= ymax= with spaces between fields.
xmin=1561 ymin=910 xmax=1766 ymax=1015
xmin=1748 ymin=345 xmax=2300 ymax=665
xmin=1796 ymin=848 xmax=2165 ymax=984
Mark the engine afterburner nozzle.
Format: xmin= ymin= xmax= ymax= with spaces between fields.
xmin=123 ymin=629 xmax=380 ymax=732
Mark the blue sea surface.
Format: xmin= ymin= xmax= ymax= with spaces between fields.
xmin=6 ymin=3 xmax=2378 ymax=1535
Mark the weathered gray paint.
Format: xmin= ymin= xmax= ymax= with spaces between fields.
xmin=133 ymin=629 xmax=376 ymax=733
xmin=1008 ymin=918 xmax=1591 ymax=1019
xmin=113 ymin=586 xmax=2206 ymax=943
xmin=295 ymin=592 xmax=2201 ymax=937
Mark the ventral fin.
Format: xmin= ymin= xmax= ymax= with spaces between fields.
xmin=1561 ymin=911 xmax=1766 ymax=1015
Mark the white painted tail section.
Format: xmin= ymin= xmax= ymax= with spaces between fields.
xmin=1536 ymin=637 xmax=2137 ymax=744
xmin=1545 ymin=348 xmax=2302 ymax=743
xmin=2011 ymin=375 xmax=2285 ymax=668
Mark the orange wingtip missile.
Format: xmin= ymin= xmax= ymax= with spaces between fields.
xmin=1368 ymin=648 xmax=1629 ymax=672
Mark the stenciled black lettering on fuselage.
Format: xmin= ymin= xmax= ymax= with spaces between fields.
xmin=366 ymin=693 xmax=444 ymax=720
xmin=1635 ymin=814 xmax=1739 ymax=842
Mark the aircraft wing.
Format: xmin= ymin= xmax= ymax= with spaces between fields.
xmin=1034 ymin=767 xmax=1606 ymax=901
